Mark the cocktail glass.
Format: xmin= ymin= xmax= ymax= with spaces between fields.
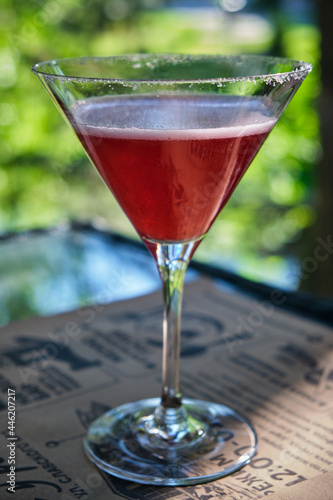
xmin=32 ymin=54 xmax=311 ymax=486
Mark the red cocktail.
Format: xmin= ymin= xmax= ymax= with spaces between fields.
xmin=73 ymin=95 xmax=276 ymax=243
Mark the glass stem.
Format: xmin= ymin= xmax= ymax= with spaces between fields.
xmin=152 ymin=241 xmax=198 ymax=434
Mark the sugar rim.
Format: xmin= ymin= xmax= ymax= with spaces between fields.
xmin=31 ymin=54 xmax=312 ymax=86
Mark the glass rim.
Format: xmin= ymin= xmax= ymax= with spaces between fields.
xmin=31 ymin=54 xmax=312 ymax=85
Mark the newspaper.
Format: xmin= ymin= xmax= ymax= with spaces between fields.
xmin=0 ymin=277 xmax=332 ymax=499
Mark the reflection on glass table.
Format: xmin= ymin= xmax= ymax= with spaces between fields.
xmin=0 ymin=223 xmax=198 ymax=327
xmin=0 ymin=222 xmax=331 ymax=328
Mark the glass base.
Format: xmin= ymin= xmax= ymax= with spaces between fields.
xmin=84 ymin=397 xmax=257 ymax=486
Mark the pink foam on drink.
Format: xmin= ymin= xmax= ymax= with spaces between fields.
xmin=77 ymin=119 xmax=276 ymax=141
xmin=71 ymin=95 xmax=277 ymax=140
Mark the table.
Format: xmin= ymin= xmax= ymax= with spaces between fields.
xmin=1 ymin=223 xmax=332 ymax=499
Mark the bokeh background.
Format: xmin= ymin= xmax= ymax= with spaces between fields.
xmin=0 ymin=0 xmax=331 ymax=297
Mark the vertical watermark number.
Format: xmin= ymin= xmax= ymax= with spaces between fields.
xmin=7 ymin=388 xmax=16 ymax=493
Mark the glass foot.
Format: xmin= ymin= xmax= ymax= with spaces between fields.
xmin=84 ymin=398 xmax=257 ymax=486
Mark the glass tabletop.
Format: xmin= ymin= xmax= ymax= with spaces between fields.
xmin=0 ymin=222 xmax=331 ymax=327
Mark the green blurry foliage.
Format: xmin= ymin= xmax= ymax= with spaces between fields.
xmin=0 ymin=1 xmax=320 ymax=286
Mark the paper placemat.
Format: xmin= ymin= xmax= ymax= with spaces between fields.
xmin=1 ymin=277 xmax=332 ymax=499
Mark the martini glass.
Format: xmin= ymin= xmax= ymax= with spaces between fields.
xmin=32 ymin=54 xmax=311 ymax=485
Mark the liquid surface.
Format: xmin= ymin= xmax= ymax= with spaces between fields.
xmin=71 ymin=95 xmax=276 ymax=242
